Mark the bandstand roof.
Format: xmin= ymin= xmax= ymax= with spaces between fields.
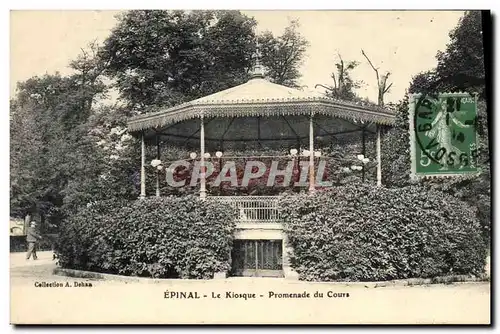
xmin=126 ymin=75 xmax=396 ymax=151
xmin=127 ymin=77 xmax=395 ymax=134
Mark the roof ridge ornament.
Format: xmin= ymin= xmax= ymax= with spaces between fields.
xmin=250 ymin=28 xmax=265 ymax=80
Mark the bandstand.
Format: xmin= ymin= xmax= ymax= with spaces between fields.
xmin=127 ymin=63 xmax=395 ymax=278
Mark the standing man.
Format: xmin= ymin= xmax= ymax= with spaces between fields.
xmin=26 ymin=221 xmax=42 ymax=260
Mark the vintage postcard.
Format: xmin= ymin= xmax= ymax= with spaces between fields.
xmin=9 ymin=9 xmax=491 ymax=325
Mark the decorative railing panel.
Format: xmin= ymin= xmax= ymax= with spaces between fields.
xmin=208 ymin=196 xmax=281 ymax=224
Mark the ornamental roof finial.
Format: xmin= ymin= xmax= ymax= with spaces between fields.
xmin=250 ymin=26 xmax=265 ymax=79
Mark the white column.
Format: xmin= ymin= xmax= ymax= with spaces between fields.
xmin=140 ymin=132 xmax=146 ymax=198
xmin=376 ymin=125 xmax=382 ymax=186
xmin=309 ymin=114 xmax=315 ymax=193
xmin=200 ymin=115 xmax=207 ymax=199
xmin=155 ymin=176 xmax=160 ymax=197
xmin=155 ymin=135 xmax=160 ymax=197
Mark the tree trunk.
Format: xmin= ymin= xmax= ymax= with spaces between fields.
xmin=378 ymin=89 xmax=384 ymax=106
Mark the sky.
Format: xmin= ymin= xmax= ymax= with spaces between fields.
xmin=9 ymin=10 xmax=465 ymax=103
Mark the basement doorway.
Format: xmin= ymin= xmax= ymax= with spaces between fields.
xmin=231 ymin=239 xmax=283 ymax=277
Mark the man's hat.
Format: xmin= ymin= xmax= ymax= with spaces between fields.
xmin=30 ymin=221 xmax=37 ymax=225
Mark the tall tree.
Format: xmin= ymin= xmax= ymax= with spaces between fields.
xmin=258 ymin=19 xmax=309 ymax=88
xmin=10 ymin=99 xmax=46 ymax=219
xmin=100 ymin=10 xmax=311 ymax=110
xmin=10 ymin=45 xmax=107 ymax=228
xmin=100 ymin=10 xmax=257 ymax=111
xmin=69 ymin=40 xmax=109 ymax=113
xmin=316 ymin=53 xmax=363 ymax=101
xmin=435 ymin=11 xmax=485 ymax=97
xmin=361 ymin=49 xmax=393 ymax=106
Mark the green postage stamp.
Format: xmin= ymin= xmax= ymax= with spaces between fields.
xmin=409 ymin=92 xmax=479 ymax=179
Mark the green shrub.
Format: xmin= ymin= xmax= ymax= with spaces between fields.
xmin=280 ymin=184 xmax=486 ymax=282
xmin=56 ymin=196 xmax=236 ymax=279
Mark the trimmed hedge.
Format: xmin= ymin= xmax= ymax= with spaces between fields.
xmin=56 ymin=196 xmax=237 ymax=279
xmin=280 ymin=184 xmax=486 ymax=282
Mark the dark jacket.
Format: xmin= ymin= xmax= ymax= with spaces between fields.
xmin=26 ymin=227 xmax=41 ymax=242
